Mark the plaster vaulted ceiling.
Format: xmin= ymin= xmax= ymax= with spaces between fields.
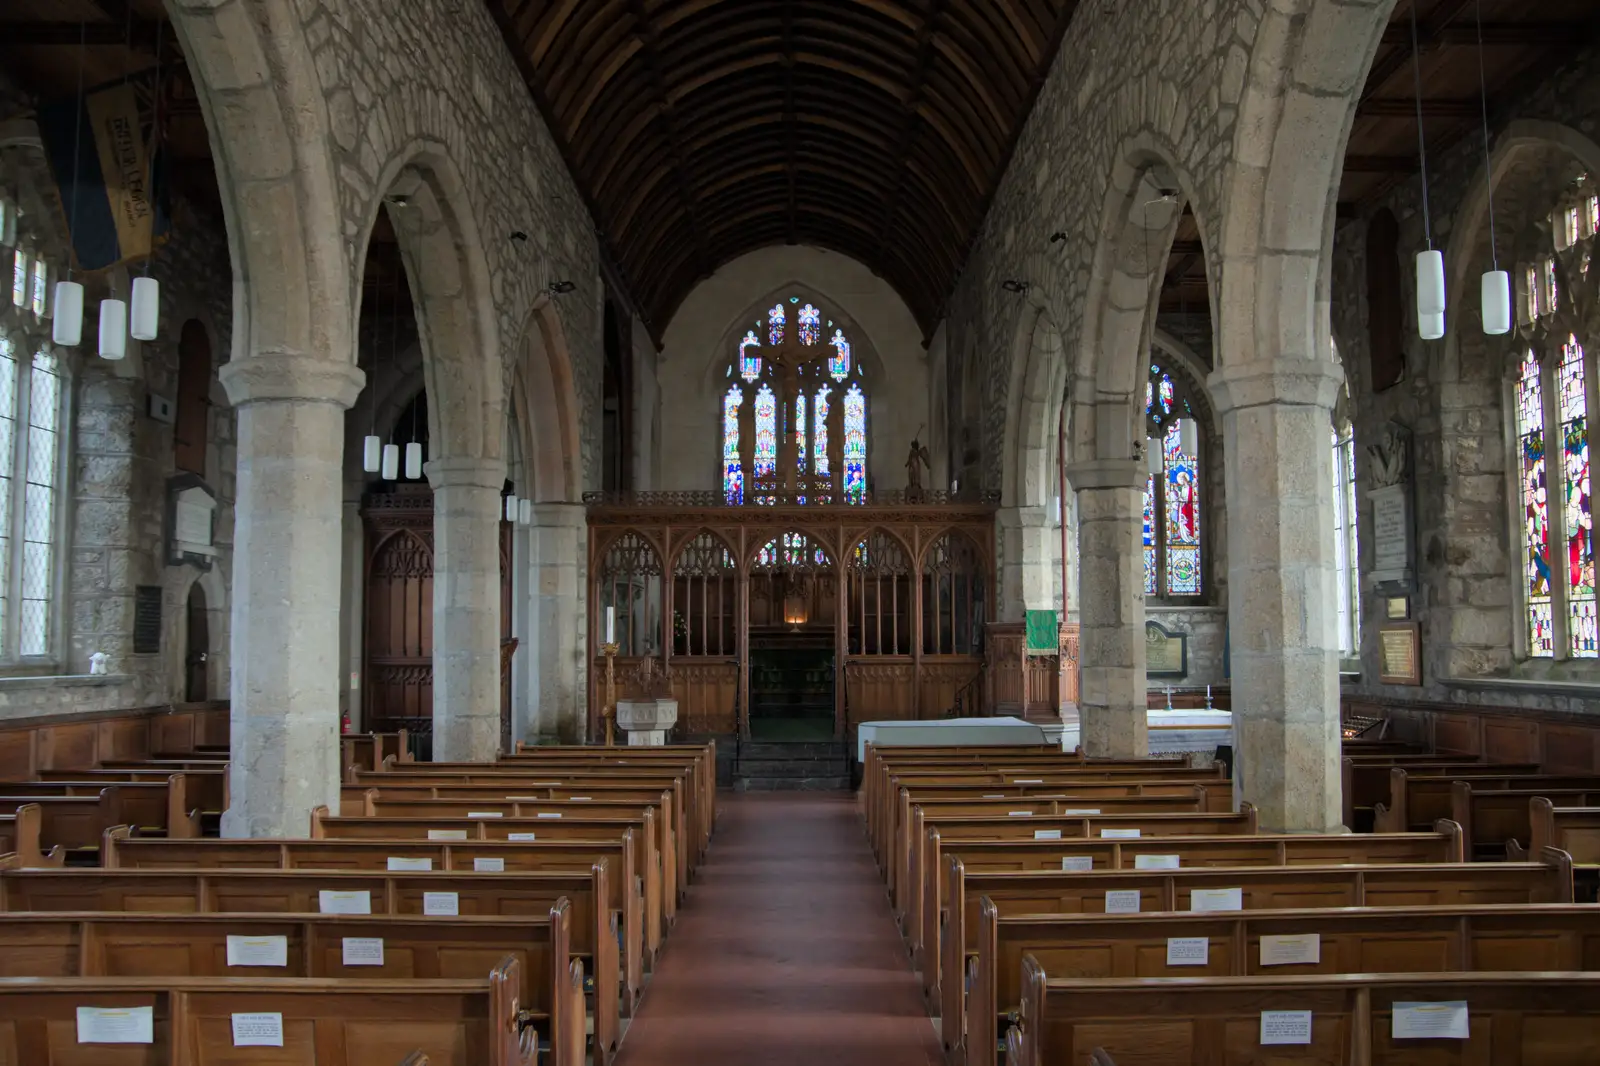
xmin=484 ymin=0 xmax=1080 ymax=338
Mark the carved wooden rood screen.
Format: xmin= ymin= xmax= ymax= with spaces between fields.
xmin=586 ymin=491 xmax=1000 ymax=742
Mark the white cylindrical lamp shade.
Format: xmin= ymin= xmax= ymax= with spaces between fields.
xmin=1416 ymin=249 xmax=1446 ymax=320
xmin=605 ymin=606 xmax=615 ymax=644
xmin=129 ymin=276 xmax=160 ymax=340
xmin=52 ymin=281 xmax=83 ymax=346
xmin=1420 ymin=312 xmax=1446 ymax=341
xmin=1482 ymin=270 xmax=1512 ymax=335
xmin=403 ymin=441 xmax=422 ymax=479
xmin=98 ymin=299 xmax=127 ymax=361
xmin=504 ymin=495 xmax=517 ymax=522
xmin=1146 ymin=439 xmax=1163 ymax=476
xmin=1178 ymin=417 xmax=1199 ymax=457
xmin=518 ymin=498 xmax=532 ymax=526
xmin=362 ymin=435 xmax=382 ymax=473
xmin=381 ymin=443 xmax=399 ymax=480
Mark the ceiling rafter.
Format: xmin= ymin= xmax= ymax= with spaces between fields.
xmin=875 ymin=0 xmax=948 ymax=252
xmin=782 ymin=1 xmax=797 ymax=244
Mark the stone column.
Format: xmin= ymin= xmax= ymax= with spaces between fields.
xmin=995 ymin=505 xmax=1059 ymax=623
xmin=1066 ymin=460 xmax=1148 ymax=758
xmin=218 ymin=354 xmax=364 ymax=838
xmin=427 ymin=456 xmax=506 ymax=762
xmin=1209 ymin=360 xmax=1344 ymax=833
xmin=525 ymin=502 xmax=588 ymax=744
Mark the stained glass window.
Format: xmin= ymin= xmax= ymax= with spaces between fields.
xmin=813 ymin=386 xmax=831 ymax=476
xmin=794 ymin=393 xmax=808 ymax=502
xmin=28 ymin=258 xmax=47 ymax=319
xmin=739 ymin=331 xmax=762 ymax=382
xmin=1142 ymin=473 xmax=1157 ymax=596
xmin=753 ymin=384 xmax=777 ymax=479
xmin=798 ymin=304 xmax=821 ymax=347
xmin=10 ymin=250 xmax=26 ymax=310
xmin=844 ymin=384 xmax=867 ymax=500
xmin=1162 ymin=422 xmax=1201 ymax=595
xmin=1559 ymin=336 xmax=1596 ymax=657
xmin=1143 ymin=362 xmax=1203 ymax=598
xmin=0 ymin=336 xmax=66 ymax=660
xmin=722 ymin=386 xmax=743 ymax=505
xmin=1517 ymin=350 xmax=1554 ymax=656
xmin=1332 ymin=428 xmax=1360 ymax=656
xmin=767 ymin=303 xmax=785 ymax=346
xmin=829 ymin=329 xmax=850 ymax=380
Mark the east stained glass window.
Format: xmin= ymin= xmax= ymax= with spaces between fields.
xmin=1518 ymin=350 xmax=1554 ymax=656
xmin=1560 ymin=336 xmax=1596 ymax=657
xmin=718 ymin=297 xmax=868 ymax=503
xmin=1143 ymin=362 xmax=1203 ymax=598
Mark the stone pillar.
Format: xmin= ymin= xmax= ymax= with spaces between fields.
xmin=1067 ymin=460 xmax=1148 ymax=758
xmin=525 ymin=502 xmax=588 ymax=744
xmin=426 ymin=456 xmax=506 ymax=762
xmin=218 ymin=354 xmax=364 ymax=838
xmin=995 ymin=505 xmax=1059 ymax=623
xmin=1209 ymin=361 xmax=1344 ymax=833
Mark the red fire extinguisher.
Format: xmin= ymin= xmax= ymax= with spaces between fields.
xmin=341 ymin=710 xmax=352 ymax=735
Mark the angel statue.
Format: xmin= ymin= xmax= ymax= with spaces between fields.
xmin=905 ymin=436 xmax=932 ymax=497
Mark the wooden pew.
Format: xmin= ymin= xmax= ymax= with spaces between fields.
xmin=0 ymin=961 xmax=542 ymax=1065
xmin=1373 ymin=767 xmax=1600 ymax=834
xmin=0 ymin=906 xmax=588 ymax=1066
xmin=922 ymin=823 xmax=1465 ymax=1005
xmin=38 ymin=766 xmax=227 ymax=817
xmin=1450 ymin=780 xmax=1600 ymax=859
xmin=400 ymin=1053 xmax=430 ymax=1066
xmin=0 ymin=803 xmax=64 ymax=867
xmin=0 ymin=792 xmax=125 ymax=855
xmin=96 ymin=831 xmax=639 ymax=1015
xmin=503 ymin=743 xmax=716 ymax=853
xmin=0 ymin=864 xmax=622 ymax=1058
xmin=308 ymin=806 xmax=669 ymax=954
xmin=1529 ymin=797 xmax=1600 ymax=868
xmin=0 ymin=775 xmax=200 ymax=838
xmin=1341 ymin=757 xmax=1537 ymax=829
xmin=964 ymin=901 xmax=1600 ymax=1066
xmin=904 ymin=806 xmax=1257 ymax=959
xmin=1005 ymin=967 xmax=1600 ymax=1066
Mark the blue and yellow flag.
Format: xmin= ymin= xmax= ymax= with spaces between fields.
xmin=36 ymin=72 xmax=172 ymax=272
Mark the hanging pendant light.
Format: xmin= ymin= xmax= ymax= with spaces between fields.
xmin=52 ymin=281 xmax=84 ymax=346
xmin=381 ymin=443 xmax=399 ymax=480
xmin=129 ymin=276 xmax=159 ymax=340
xmin=1178 ymin=417 xmax=1199 ymax=457
xmin=362 ymin=435 xmax=382 ymax=473
xmin=1409 ymin=4 xmax=1443 ymax=341
xmin=1420 ymin=312 xmax=1446 ymax=342
xmin=1482 ymin=270 xmax=1512 ymax=335
xmin=1146 ymin=438 xmax=1163 ymax=477
xmin=518 ymin=498 xmax=533 ymax=526
xmin=403 ymin=441 xmax=422 ymax=479
xmin=98 ymin=298 xmax=127 ymax=360
xmin=504 ymin=495 xmax=517 ymax=522
xmin=1471 ymin=1 xmax=1510 ymax=336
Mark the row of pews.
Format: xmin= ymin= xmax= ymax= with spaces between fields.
xmin=863 ymin=737 xmax=1600 ymax=1066
xmin=0 ymin=731 xmax=716 ymax=1065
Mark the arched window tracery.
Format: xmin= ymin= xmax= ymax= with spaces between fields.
xmin=1143 ymin=360 xmax=1205 ymax=599
xmin=720 ymin=295 xmax=869 ymax=504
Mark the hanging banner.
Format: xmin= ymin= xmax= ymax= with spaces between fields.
xmin=1025 ymin=610 xmax=1058 ymax=653
xmin=36 ymin=73 xmax=171 ymax=272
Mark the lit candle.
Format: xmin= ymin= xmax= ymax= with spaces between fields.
xmin=605 ymin=606 xmax=615 ymax=645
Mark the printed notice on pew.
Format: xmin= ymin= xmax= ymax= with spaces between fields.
xmin=226 ymin=935 xmax=288 ymax=967
xmin=342 ymin=937 xmax=385 ymax=966
xmin=232 ymin=1012 xmax=284 ymax=1047
xmin=474 ymin=857 xmax=506 ymax=872
xmin=1260 ymin=1010 xmax=1313 ymax=1045
xmin=319 ymin=890 xmax=372 ymax=915
xmin=428 ymin=828 xmax=469 ymax=840
xmin=388 ymin=856 xmax=433 ymax=871
xmin=77 ymin=1006 xmax=154 ymax=1044
xmin=424 ymin=891 xmax=460 ymax=916
xmin=1104 ymin=890 xmax=1141 ymax=914
xmin=1260 ymin=933 xmax=1320 ymax=966
xmin=1392 ymin=1001 xmax=1470 ymax=1039
xmin=1134 ymin=854 xmax=1180 ymax=870
xmin=1189 ymin=887 xmax=1243 ymax=912
xmin=1166 ymin=937 xmax=1208 ymax=966
xmin=1061 ymin=856 xmax=1093 ymax=871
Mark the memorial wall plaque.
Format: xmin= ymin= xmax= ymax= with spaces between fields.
xmin=1377 ymin=622 xmax=1421 ymax=686
xmin=133 ymin=586 xmax=162 ymax=655
xmin=1366 ymin=423 xmax=1414 ymax=589
xmin=1145 ymin=621 xmax=1188 ymax=678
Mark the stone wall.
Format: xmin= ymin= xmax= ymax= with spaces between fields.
xmin=1330 ymin=41 xmax=1600 ymax=713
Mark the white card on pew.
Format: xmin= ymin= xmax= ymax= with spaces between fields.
xmin=507 ymin=832 xmax=538 ymax=841
xmin=226 ymin=935 xmax=287 ymax=967
xmin=342 ymin=937 xmax=385 ymax=966
xmin=569 ymin=796 xmax=591 ymax=801
xmin=1033 ymin=829 xmax=1062 ymax=840
xmin=473 ymin=857 xmax=506 ymax=872
xmin=423 ymin=891 xmax=460 ymax=916
xmin=1007 ymin=810 xmax=1032 ymax=817
xmin=1392 ymin=1001 xmax=1469 ymax=1039
xmin=319 ymin=889 xmax=372 ymax=915
xmin=428 ymin=828 xmax=469 ymax=840
xmin=1189 ymin=887 xmax=1244 ymax=912
xmin=506 ymin=796 xmax=545 ymax=800
xmin=1013 ymin=779 xmax=1043 ymax=784
xmin=467 ymin=812 xmax=503 ymax=819
xmin=77 ymin=1006 xmax=153 ymax=1044
xmin=1104 ymin=890 xmax=1141 ymax=913
xmin=1063 ymin=809 xmax=1101 ymax=815
xmin=536 ymin=812 xmax=563 ymax=819
xmin=983 ymin=794 xmax=1005 ymax=799
xmin=1260 ymin=933 xmax=1320 ymax=966
xmin=1260 ymin=1010 xmax=1313 ymax=1045
xmin=232 ymin=1012 xmax=284 ymax=1047
xmin=1166 ymin=937 xmax=1208 ymax=966
xmin=1101 ymin=828 xmax=1140 ymax=839
xmin=387 ymin=856 xmax=432 ymax=871
xmin=1134 ymin=854 xmax=1180 ymax=870
xmin=1061 ymin=856 xmax=1093 ymax=871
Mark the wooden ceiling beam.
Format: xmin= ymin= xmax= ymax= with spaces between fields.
xmin=783 ymin=0 xmax=797 ymax=245
xmin=1356 ymin=97 xmax=1479 ymax=119
xmin=874 ymin=0 xmax=947 ymax=251
xmin=1359 ymin=0 xmax=1474 ymax=102
xmin=1378 ymin=21 xmax=1591 ymax=47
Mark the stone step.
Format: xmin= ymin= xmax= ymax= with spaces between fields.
xmin=733 ymin=775 xmax=852 ymax=792
xmin=738 ymin=741 xmax=846 ymax=760
xmin=735 ymin=757 xmax=849 ymax=777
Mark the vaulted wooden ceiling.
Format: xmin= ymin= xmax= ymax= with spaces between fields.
xmin=486 ymin=0 xmax=1080 ymax=337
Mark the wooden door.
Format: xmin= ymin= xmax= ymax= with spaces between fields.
xmin=184 ymin=583 xmax=207 ymax=702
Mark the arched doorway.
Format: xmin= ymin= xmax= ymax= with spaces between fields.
xmin=185 ymin=583 xmax=208 ymax=702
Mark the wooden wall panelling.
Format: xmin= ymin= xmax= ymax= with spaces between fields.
xmin=916 ymin=657 xmax=983 ymax=720
xmin=667 ymin=659 xmax=738 ymax=735
xmin=1346 ymin=694 xmax=1600 ymax=774
xmin=0 ymin=705 xmax=227 ymax=778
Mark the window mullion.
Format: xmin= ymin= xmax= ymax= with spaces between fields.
xmin=7 ymin=356 xmax=30 ymax=663
xmin=1544 ymin=356 xmax=1573 ymax=658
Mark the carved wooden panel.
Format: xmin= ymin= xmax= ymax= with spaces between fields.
xmin=1544 ymin=724 xmax=1600 ymax=773
xmin=1483 ymin=717 xmax=1539 ymax=765
xmin=668 ymin=659 xmax=739 ymax=736
xmin=917 ymin=657 xmax=983 ymax=719
xmin=0 ymin=731 xmax=32 ymax=779
xmin=844 ymin=660 xmax=916 ymax=728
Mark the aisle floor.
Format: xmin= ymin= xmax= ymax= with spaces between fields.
xmin=613 ymin=792 xmax=943 ymax=1066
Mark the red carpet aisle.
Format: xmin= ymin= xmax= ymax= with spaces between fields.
xmin=613 ymin=792 xmax=943 ymax=1066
